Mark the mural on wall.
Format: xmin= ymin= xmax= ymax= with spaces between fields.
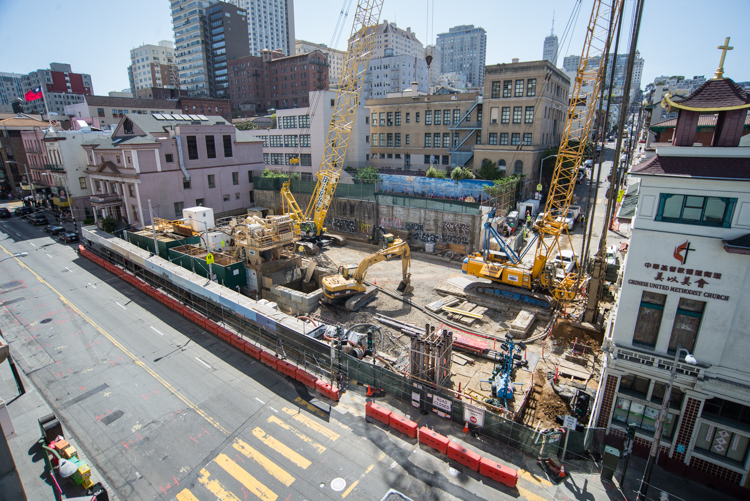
xmin=379 ymin=175 xmax=494 ymax=199
xmin=379 ymin=217 xmax=402 ymax=229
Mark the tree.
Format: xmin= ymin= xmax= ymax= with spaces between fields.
xmin=479 ymin=159 xmax=503 ymax=181
xmin=261 ymin=168 xmax=299 ymax=180
xmin=450 ymin=166 xmax=475 ymax=181
xmin=235 ymin=120 xmax=260 ymax=130
xmin=425 ymin=166 xmax=446 ymax=179
xmin=101 ymin=217 xmax=116 ymax=234
xmin=354 ymin=165 xmax=380 ymax=184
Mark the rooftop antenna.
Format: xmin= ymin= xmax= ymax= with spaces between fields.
xmin=551 ymin=11 xmax=555 ymax=35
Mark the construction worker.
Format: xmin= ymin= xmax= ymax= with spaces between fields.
xmin=336 ymin=371 xmax=343 ymax=389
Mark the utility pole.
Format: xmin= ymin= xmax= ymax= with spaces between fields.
xmin=148 ymin=199 xmax=158 ymax=256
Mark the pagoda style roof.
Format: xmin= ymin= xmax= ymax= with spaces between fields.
xmin=662 ymin=78 xmax=750 ymax=113
xmin=631 ymin=154 xmax=750 ymax=180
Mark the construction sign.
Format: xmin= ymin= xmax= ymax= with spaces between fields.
xmin=463 ymin=403 xmax=485 ymax=428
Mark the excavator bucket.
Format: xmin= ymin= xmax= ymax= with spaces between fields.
xmin=397 ymin=279 xmax=414 ymax=295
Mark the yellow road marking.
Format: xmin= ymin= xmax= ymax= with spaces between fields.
xmin=518 ymin=468 xmax=554 ymax=488
xmin=282 ymin=407 xmax=341 ymax=440
xmin=197 ymin=468 xmax=241 ymax=501
xmin=516 ymin=484 xmax=549 ymax=501
xmin=342 ymin=462 xmax=377 ymax=498
xmin=214 ymin=453 xmax=277 ymax=501
xmin=267 ymin=415 xmax=325 ymax=454
xmin=0 ymin=245 xmax=230 ymax=435
xmin=233 ymin=438 xmax=295 ymax=486
xmin=341 ymin=479 xmax=359 ymax=498
xmin=176 ymin=489 xmax=200 ymax=501
xmin=377 ymin=452 xmax=386 ymax=461
xmin=252 ymin=427 xmax=311 ymax=469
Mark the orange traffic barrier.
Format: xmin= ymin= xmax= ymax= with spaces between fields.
xmin=388 ymin=413 xmax=418 ymax=438
xmin=243 ymin=342 xmax=261 ymax=359
xmin=260 ymin=351 xmax=279 ymax=370
xmin=365 ymin=401 xmax=391 ymax=425
xmin=479 ymin=458 xmax=518 ymax=488
xmin=446 ymin=441 xmax=481 ymax=472
xmin=418 ymin=427 xmax=449 ymax=454
xmin=294 ymin=368 xmax=317 ymax=388
xmin=276 ymin=360 xmax=297 ymax=378
xmin=315 ymin=380 xmax=340 ymax=401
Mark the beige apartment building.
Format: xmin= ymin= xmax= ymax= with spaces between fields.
xmin=475 ymin=59 xmax=570 ymax=195
xmin=296 ymin=40 xmax=345 ymax=87
xmin=365 ymin=88 xmax=482 ymax=172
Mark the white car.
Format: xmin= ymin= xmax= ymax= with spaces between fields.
xmin=606 ymin=245 xmax=619 ymax=266
xmin=555 ymin=211 xmax=575 ymax=230
xmin=553 ymin=250 xmax=576 ymax=280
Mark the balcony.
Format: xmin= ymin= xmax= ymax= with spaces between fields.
xmin=89 ymin=193 xmax=122 ymax=208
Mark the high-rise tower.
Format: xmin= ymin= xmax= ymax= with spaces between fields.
xmin=543 ymin=15 xmax=559 ymax=66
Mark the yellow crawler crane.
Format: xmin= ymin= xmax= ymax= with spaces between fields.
xmin=463 ymin=0 xmax=623 ymax=304
xmin=321 ymin=232 xmax=414 ymax=311
xmin=282 ymin=0 xmax=384 ymax=245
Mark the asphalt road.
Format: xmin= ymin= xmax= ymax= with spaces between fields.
xmin=0 ymin=207 xmax=522 ymax=501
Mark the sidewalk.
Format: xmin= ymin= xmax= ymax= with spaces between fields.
xmin=0 ymin=358 xmax=116 ymax=500
xmin=342 ymin=386 xmax=739 ymax=501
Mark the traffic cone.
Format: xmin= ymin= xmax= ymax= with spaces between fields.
xmin=374 ymin=279 xmax=377 ymax=285
xmin=366 ymin=385 xmax=373 ymax=396
xmin=559 ymin=464 xmax=566 ymax=479
xmin=463 ymin=422 xmax=469 ymax=433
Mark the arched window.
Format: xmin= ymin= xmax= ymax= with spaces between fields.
xmin=514 ymin=160 xmax=523 ymax=175
xmin=498 ymin=159 xmax=507 ymax=171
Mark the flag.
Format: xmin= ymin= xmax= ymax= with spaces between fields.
xmin=24 ymin=86 xmax=43 ymax=102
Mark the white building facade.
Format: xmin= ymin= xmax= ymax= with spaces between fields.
xmin=128 ymin=41 xmax=178 ymax=94
xmin=362 ymin=54 xmax=429 ymax=100
xmin=436 ymin=25 xmax=487 ymax=89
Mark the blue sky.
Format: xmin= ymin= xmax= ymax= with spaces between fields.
xmin=1 ymin=0 xmax=748 ymax=94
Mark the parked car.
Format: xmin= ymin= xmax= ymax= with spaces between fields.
xmin=27 ymin=214 xmax=48 ymax=226
xmin=44 ymin=224 xmax=65 ymax=235
xmin=57 ymin=231 xmax=79 ymax=243
xmin=606 ymin=245 xmax=619 ymax=266
xmin=15 ymin=206 xmax=33 ymax=217
xmin=0 ymin=207 xmax=10 ymax=218
xmin=555 ymin=211 xmax=576 ymax=230
xmin=553 ymin=250 xmax=577 ymax=280
xmin=583 ymin=159 xmax=594 ymax=168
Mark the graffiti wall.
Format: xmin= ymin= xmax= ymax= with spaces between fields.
xmin=377 ymin=205 xmax=482 ymax=251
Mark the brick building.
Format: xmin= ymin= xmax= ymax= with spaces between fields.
xmin=21 ymin=63 xmax=93 ymax=115
xmin=593 ymin=76 xmax=750 ymax=495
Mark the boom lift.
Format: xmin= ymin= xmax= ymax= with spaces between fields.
xmin=321 ymin=232 xmax=414 ymax=311
xmin=462 ymin=0 xmax=623 ymax=304
xmin=281 ymin=0 xmax=384 ymax=247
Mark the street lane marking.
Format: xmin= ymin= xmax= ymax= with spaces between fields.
xmin=197 ymin=467 xmax=243 ymax=501
xmin=214 ymin=454 xmax=277 ymax=501
xmin=46 ymin=253 xmax=52 ymax=258
xmin=232 ymin=438 xmax=295 ymax=486
xmin=175 ymin=489 xmax=200 ymax=501
xmin=150 ymin=326 xmax=163 ymax=336
xmin=65 ymin=267 xmax=72 ymax=272
xmin=252 ymin=427 xmax=311 ymax=469
xmin=342 ymin=463 xmax=375 ymax=498
xmin=0 ymin=243 xmax=230 ymax=435
xmin=255 ymin=397 xmax=265 ymax=404
xmin=30 ymin=242 xmax=35 ymax=247
xmin=282 ymin=407 xmax=340 ymax=441
xmin=268 ymin=406 xmax=278 ymax=413
xmin=116 ymin=302 xmax=126 ymax=309
xmin=267 ymin=415 xmax=326 ymax=454
xmin=195 ymin=357 xmax=211 ymax=369
xmin=88 ymin=283 xmax=97 ymax=289
xmin=292 ymin=396 xmax=328 ymax=419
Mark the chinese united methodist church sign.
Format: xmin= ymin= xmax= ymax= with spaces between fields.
xmin=627 ymin=238 xmax=730 ymax=302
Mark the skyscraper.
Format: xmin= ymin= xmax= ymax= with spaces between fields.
xmin=436 ymin=25 xmax=487 ymax=89
xmin=225 ymin=0 xmax=296 ymax=57
xmin=128 ymin=41 xmax=179 ymax=97
xmin=543 ymin=17 xmax=559 ymax=66
xmin=206 ymin=2 xmax=249 ymax=99
xmin=0 ymin=73 xmax=24 ymax=113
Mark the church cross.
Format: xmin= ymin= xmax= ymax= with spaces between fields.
xmin=715 ymin=37 xmax=733 ymax=79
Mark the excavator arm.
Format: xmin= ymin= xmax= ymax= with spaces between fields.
xmin=353 ymin=240 xmax=412 ymax=293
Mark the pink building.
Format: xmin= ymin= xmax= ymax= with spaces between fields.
xmin=20 ymin=128 xmax=52 ymax=193
xmin=83 ymin=113 xmax=263 ymax=229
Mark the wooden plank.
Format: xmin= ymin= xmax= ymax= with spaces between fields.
xmin=442 ymin=306 xmax=484 ymax=319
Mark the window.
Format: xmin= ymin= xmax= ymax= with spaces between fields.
xmin=195 ymin=198 xmax=204 ymax=206
xmin=95 ymin=180 xmax=102 ymax=192
xmin=695 ymin=423 xmax=749 ymax=463
xmin=379 ymin=133 xmax=385 ymax=147
xmin=405 ymin=134 xmax=410 ymax=145
xmin=490 ymin=107 xmax=499 ymax=123
xmin=379 ymin=112 xmax=385 ymax=126
xmin=501 ymin=107 xmax=510 ymax=124
xmin=232 ymin=172 xmax=239 ymax=185
xmin=502 ymin=80 xmax=512 ymax=98
xmin=97 ymin=108 xmax=105 ymax=117
xmin=443 ymin=110 xmax=450 ymax=124
xmin=619 ymin=375 xmax=651 ymax=398
xmin=453 ymin=109 xmax=460 ymax=124
xmin=263 ymin=153 xmax=270 ymax=164
xmin=365 ymin=116 xmax=369 ymax=125
xmin=453 ymin=132 xmax=459 ymax=147
xmin=269 ymin=136 xmax=283 ymax=147
xmin=207 ymin=174 xmax=215 ymax=188
xmin=442 ymin=155 xmax=449 ymax=165
xmin=284 ymin=135 xmax=298 ymax=147
xmin=371 ymin=113 xmax=377 ymax=126
xmin=433 ymin=133 xmax=440 ymax=147
xmin=489 ymin=133 xmax=498 ymax=145
xmin=513 ymin=107 xmax=522 ymax=124
xmin=183 ymin=179 xmax=191 ymax=189
xmin=79 ymin=177 xmax=87 ymax=189
xmin=434 ymin=110 xmax=442 ymax=126
xmin=248 ymin=171 xmax=253 ymax=183
xmin=395 ymin=133 xmax=401 ymax=147
xmin=424 ymin=155 xmax=431 ymax=164
xmin=366 ymin=135 xmax=370 ymax=143
xmin=527 ymin=78 xmax=536 ymax=97
xmin=387 ymin=133 xmax=393 ymax=147
xmin=281 ymin=115 xmax=297 ymax=128
xmin=525 ymin=106 xmax=534 ymax=124
xmin=498 ymin=159 xmax=506 ymax=171
xmin=613 ymin=397 xmax=676 ymax=437
xmin=165 ymin=153 xmax=174 ymax=163
xmin=116 ymin=155 xmax=121 ymax=164
xmin=223 ymin=135 xmax=232 ymax=157
xmin=491 ymin=81 xmax=502 ymax=99
xmin=424 ymin=133 xmax=432 ymax=148
xmin=514 ymin=80 xmax=524 ymax=97
xmin=425 ymin=110 xmax=432 ymax=125
xmin=270 ymin=153 xmax=283 ymax=165
xmin=205 ymin=136 xmax=216 ymax=158
xmin=442 ymin=133 xmax=450 ymax=148
xmin=633 ymin=291 xmax=667 ymax=347
xmin=523 ymin=133 xmax=532 ymax=146
xmin=387 ymin=112 xmax=393 ymax=126
xmin=132 ymin=205 xmax=139 ymax=222
xmin=500 ymin=133 xmax=509 ymax=145
xmin=299 ymin=134 xmax=310 ymax=147
xmin=656 ymin=194 xmax=736 ymax=227
xmin=668 ymin=298 xmax=705 ymax=353
xmin=395 ymin=111 xmax=401 ymax=126
xmin=476 ymin=132 xmax=481 ymax=145
xmin=299 ymin=154 xmax=312 ymax=166
xmin=405 ymin=112 xmax=410 ymax=123
xmin=298 ymin=115 xmax=310 ymax=128
xmin=128 ymin=184 xmax=135 ymax=197
xmin=702 ymin=397 xmax=750 ymax=427
xmin=651 ymin=383 xmax=685 ymax=410
xmin=187 ymin=136 xmax=199 ymax=159
xmin=511 ymin=133 xmax=520 ymax=145
xmin=514 ymin=160 xmax=523 ymax=174
xmin=174 ymin=201 xmax=184 ymax=218
xmin=415 ymin=112 xmax=420 ymax=123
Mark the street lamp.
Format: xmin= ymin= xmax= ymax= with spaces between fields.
xmin=0 ymin=252 xmax=29 ymax=263
xmin=637 ymin=347 xmax=697 ymax=501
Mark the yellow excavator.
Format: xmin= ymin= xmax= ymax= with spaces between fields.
xmin=321 ymin=232 xmax=414 ymax=311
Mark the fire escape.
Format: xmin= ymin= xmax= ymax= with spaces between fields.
xmin=448 ymin=96 xmax=483 ymax=167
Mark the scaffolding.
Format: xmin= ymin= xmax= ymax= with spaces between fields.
xmin=408 ymin=324 xmax=453 ymax=387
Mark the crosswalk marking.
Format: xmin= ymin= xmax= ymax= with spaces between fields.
xmin=214 ymin=454 xmax=277 ymax=501
xmin=197 ymin=467 xmax=242 ymax=501
xmin=232 ymin=438 xmax=296 ymax=486
xmin=175 ymin=489 xmax=200 ymax=501
xmin=252 ymin=427 xmax=311 ymax=469
xmin=267 ymin=415 xmax=326 ymax=454
xmin=281 ymin=407 xmax=341 ymax=441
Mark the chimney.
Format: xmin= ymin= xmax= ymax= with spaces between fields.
xmin=411 ymin=81 xmax=418 ymax=94
xmin=512 ymin=58 xmax=519 ymax=64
